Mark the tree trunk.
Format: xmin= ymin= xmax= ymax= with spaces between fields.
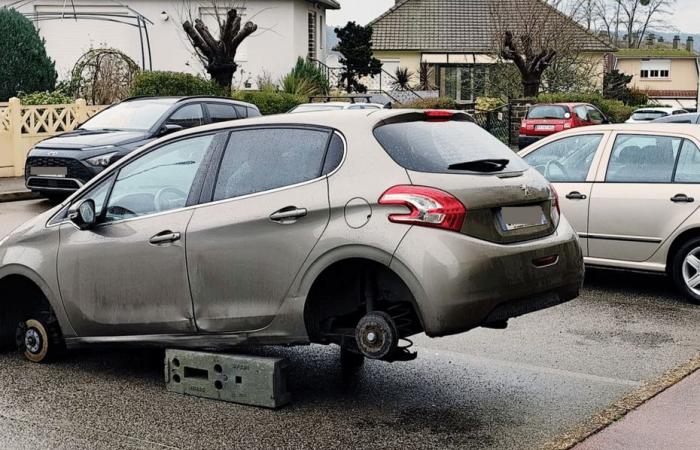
xmin=522 ymin=77 xmax=541 ymax=97
xmin=209 ymin=63 xmax=237 ymax=89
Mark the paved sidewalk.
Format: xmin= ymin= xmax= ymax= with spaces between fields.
xmin=0 ymin=177 xmax=37 ymax=202
xmin=575 ymin=370 xmax=700 ymax=450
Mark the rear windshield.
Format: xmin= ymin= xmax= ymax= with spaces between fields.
xmin=631 ymin=111 xmax=668 ymax=121
xmin=527 ymin=105 xmax=569 ymax=119
xmin=374 ymin=120 xmax=528 ymax=173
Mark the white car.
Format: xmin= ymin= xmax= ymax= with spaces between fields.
xmin=626 ymin=107 xmax=689 ymax=123
xmin=288 ymin=102 xmax=388 ymax=113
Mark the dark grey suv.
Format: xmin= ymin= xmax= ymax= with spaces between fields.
xmin=24 ymin=96 xmax=260 ymax=199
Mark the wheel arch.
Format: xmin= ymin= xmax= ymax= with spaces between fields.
xmin=666 ymin=227 xmax=700 ymax=274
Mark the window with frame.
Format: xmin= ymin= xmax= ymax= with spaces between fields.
xmin=213 ymin=128 xmax=333 ymax=201
xmin=207 ymin=103 xmax=238 ymax=124
xmin=167 ymin=104 xmax=205 ymax=129
xmin=674 ymin=140 xmax=700 ymax=183
xmin=308 ymin=11 xmax=317 ymax=59
xmin=606 ymin=134 xmax=682 ymax=183
xmin=640 ymin=59 xmax=671 ymax=79
xmin=522 ymin=134 xmax=603 ymax=182
xmin=103 ymin=134 xmax=215 ymax=222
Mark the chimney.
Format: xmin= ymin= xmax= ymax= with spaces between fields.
xmin=658 ymin=36 xmax=665 ymax=43
xmin=673 ymin=35 xmax=681 ymax=49
xmin=646 ymin=33 xmax=655 ymax=47
xmin=687 ymin=36 xmax=695 ymax=52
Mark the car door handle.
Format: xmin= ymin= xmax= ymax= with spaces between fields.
xmin=149 ymin=231 xmax=181 ymax=244
xmin=270 ymin=207 xmax=308 ymax=223
xmin=566 ymin=191 xmax=587 ymax=200
xmin=671 ymin=194 xmax=695 ymax=203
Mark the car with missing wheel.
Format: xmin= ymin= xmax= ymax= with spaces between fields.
xmin=1 ymin=109 xmax=583 ymax=365
xmin=24 ymin=96 xmax=260 ymax=200
xmin=520 ymin=123 xmax=700 ymax=304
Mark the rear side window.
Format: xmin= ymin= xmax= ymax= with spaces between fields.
xmin=247 ymin=107 xmax=261 ymax=117
xmin=207 ymin=103 xmax=237 ymax=123
xmin=167 ymin=104 xmax=204 ymax=128
xmin=606 ymin=134 xmax=682 ymax=183
xmin=527 ymin=106 xmax=569 ymax=119
xmin=213 ymin=128 xmax=330 ymax=201
xmin=374 ymin=120 xmax=529 ymax=173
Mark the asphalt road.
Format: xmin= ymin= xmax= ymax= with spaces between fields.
xmin=0 ymin=200 xmax=698 ymax=449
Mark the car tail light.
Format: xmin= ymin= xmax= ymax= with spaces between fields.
xmin=424 ymin=110 xmax=454 ymax=122
xmin=378 ymin=185 xmax=466 ymax=232
xmin=550 ymin=184 xmax=561 ymax=228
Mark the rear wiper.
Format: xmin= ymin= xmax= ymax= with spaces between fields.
xmin=448 ymin=159 xmax=510 ymax=172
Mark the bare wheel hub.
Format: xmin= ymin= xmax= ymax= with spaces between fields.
xmin=24 ymin=328 xmax=42 ymax=354
xmin=355 ymin=311 xmax=398 ymax=360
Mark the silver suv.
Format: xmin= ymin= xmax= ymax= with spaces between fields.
xmin=0 ymin=110 xmax=584 ymax=365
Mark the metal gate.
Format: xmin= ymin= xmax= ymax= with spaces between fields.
xmin=474 ymin=104 xmax=512 ymax=146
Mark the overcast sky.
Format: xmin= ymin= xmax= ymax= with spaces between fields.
xmin=327 ymin=0 xmax=700 ymax=33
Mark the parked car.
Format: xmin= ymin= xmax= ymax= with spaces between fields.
xmin=653 ymin=112 xmax=700 ymax=124
xmin=625 ymin=107 xmax=688 ymax=123
xmin=24 ymin=96 xmax=260 ymax=200
xmin=520 ymin=123 xmax=700 ymax=304
xmin=0 ymin=109 xmax=584 ymax=364
xmin=519 ymin=103 xmax=608 ymax=149
xmin=288 ymin=101 xmax=388 ymax=113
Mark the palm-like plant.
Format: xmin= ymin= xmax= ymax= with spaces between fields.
xmin=392 ymin=67 xmax=415 ymax=91
xmin=418 ymin=62 xmax=436 ymax=90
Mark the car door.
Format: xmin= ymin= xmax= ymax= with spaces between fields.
xmin=522 ymin=133 xmax=608 ymax=255
xmin=186 ymin=126 xmax=341 ymax=333
xmin=57 ymin=132 xmax=223 ymax=336
xmin=588 ymin=132 xmax=697 ymax=262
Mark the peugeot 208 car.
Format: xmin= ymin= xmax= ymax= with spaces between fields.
xmin=0 ymin=110 xmax=583 ymax=365
xmin=24 ymin=96 xmax=260 ymax=199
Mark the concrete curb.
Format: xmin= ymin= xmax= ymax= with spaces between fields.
xmin=544 ymin=353 xmax=700 ymax=450
xmin=0 ymin=191 xmax=40 ymax=203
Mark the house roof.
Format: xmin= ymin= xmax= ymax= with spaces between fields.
xmin=314 ymin=0 xmax=341 ymax=10
xmin=369 ymin=0 xmax=614 ymax=54
xmin=616 ymin=48 xmax=698 ymax=58
xmin=643 ymin=90 xmax=699 ymax=99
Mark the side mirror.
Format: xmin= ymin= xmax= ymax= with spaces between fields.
xmin=68 ymin=199 xmax=97 ymax=230
xmin=159 ymin=123 xmax=184 ymax=136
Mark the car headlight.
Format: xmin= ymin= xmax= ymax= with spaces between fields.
xmin=86 ymin=150 xmax=119 ymax=167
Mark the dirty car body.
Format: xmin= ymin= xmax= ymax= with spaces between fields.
xmin=0 ymin=109 xmax=584 ymax=363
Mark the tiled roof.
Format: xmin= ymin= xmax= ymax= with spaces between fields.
xmin=644 ymin=90 xmax=698 ymax=98
xmin=370 ymin=0 xmax=614 ymax=53
xmin=616 ymin=48 xmax=698 ymax=58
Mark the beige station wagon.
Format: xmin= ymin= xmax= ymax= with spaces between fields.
xmin=521 ymin=123 xmax=700 ymax=304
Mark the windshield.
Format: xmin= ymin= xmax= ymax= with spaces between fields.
xmin=527 ymin=106 xmax=569 ymax=120
xmin=80 ymin=100 xmax=176 ymax=131
xmin=631 ymin=111 xmax=668 ymax=121
xmin=289 ymin=104 xmax=346 ymax=113
xmin=374 ymin=119 xmax=529 ymax=173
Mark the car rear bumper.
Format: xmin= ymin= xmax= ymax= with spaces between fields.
xmin=390 ymin=218 xmax=584 ymax=337
xmin=518 ymin=135 xmax=544 ymax=149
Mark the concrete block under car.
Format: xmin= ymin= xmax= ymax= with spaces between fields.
xmin=165 ymin=349 xmax=291 ymax=409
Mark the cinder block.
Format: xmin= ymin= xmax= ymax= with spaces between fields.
xmin=165 ymin=349 xmax=291 ymax=409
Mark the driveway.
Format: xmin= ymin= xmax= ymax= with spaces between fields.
xmin=0 ymin=200 xmax=698 ymax=449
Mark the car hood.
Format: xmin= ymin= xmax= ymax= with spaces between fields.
xmin=34 ymin=129 xmax=150 ymax=150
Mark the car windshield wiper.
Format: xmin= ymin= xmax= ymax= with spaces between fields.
xmin=448 ymin=159 xmax=510 ymax=172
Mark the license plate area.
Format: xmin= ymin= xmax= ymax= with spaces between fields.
xmin=535 ymin=124 xmax=555 ymax=131
xmin=30 ymin=167 xmax=67 ymax=177
xmin=497 ymin=205 xmax=547 ymax=231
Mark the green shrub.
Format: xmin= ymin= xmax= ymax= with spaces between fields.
xmin=0 ymin=8 xmax=57 ymax=101
xmin=19 ymin=89 xmax=73 ymax=105
xmin=398 ymin=97 xmax=458 ymax=109
xmin=232 ymin=91 xmax=306 ymax=115
xmin=280 ymin=57 xmax=330 ymax=97
xmin=476 ymin=97 xmax=506 ymax=112
xmin=129 ymin=71 xmax=226 ymax=97
xmin=535 ymin=93 xmax=636 ymax=123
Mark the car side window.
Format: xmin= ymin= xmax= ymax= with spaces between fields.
xmin=234 ymin=105 xmax=248 ymax=118
xmin=522 ymin=134 xmax=603 ymax=182
xmin=606 ymin=134 xmax=682 ymax=183
xmin=587 ymin=107 xmax=604 ymax=123
xmin=213 ymin=128 xmax=330 ymax=201
xmin=322 ymin=133 xmax=344 ymax=175
xmin=207 ymin=103 xmax=237 ymax=123
xmin=104 ymin=134 xmax=214 ymax=222
xmin=166 ymin=104 xmax=204 ymax=129
xmin=80 ymin=174 xmax=115 ymax=217
xmin=675 ymin=140 xmax=700 ymax=183
xmin=574 ymin=106 xmax=589 ymax=121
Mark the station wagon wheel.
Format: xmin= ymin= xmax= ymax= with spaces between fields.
xmin=671 ymin=238 xmax=700 ymax=305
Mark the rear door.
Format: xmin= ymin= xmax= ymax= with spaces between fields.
xmin=521 ymin=133 xmax=608 ymax=255
xmin=186 ymin=126 xmax=340 ymax=333
xmin=588 ymin=132 xmax=700 ymax=262
xmin=205 ymin=102 xmax=238 ymax=124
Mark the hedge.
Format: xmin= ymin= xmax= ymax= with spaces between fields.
xmin=129 ymin=71 xmax=226 ymax=97
xmin=232 ymin=90 xmax=306 ymax=115
xmin=535 ymin=93 xmax=636 ymax=123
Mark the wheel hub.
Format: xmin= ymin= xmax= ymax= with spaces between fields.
xmin=24 ymin=328 xmax=42 ymax=354
xmin=355 ymin=312 xmax=398 ymax=360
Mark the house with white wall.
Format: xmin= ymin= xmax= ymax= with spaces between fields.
xmin=1 ymin=0 xmax=339 ymax=89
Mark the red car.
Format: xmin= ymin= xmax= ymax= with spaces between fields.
xmin=519 ymin=103 xmax=608 ymax=149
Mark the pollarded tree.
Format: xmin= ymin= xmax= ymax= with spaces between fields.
xmin=182 ymin=6 xmax=257 ymax=89
xmin=0 ymin=7 xmax=57 ymax=101
xmin=334 ymin=22 xmax=382 ymax=93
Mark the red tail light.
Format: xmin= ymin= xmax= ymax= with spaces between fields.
xmin=550 ymin=184 xmax=561 ymax=228
xmin=424 ymin=110 xmax=454 ymax=122
xmin=378 ymin=185 xmax=466 ymax=232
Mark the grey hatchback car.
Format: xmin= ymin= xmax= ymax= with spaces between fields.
xmin=0 ymin=110 xmax=583 ymax=365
